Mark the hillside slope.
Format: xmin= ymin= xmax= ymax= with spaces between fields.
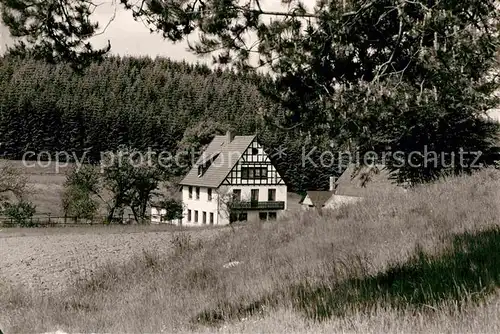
xmin=1 ymin=169 xmax=499 ymax=332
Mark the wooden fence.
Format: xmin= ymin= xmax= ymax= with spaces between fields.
xmin=0 ymin=213 xmax=150 ymax=227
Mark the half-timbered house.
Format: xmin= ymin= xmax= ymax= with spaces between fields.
xmin=152 ymin=131 xmax=287 ymax=226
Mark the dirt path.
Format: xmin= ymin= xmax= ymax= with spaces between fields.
xmin=0 ymin=227 xmax=219 ymax=293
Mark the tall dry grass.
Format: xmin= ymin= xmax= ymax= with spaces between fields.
xmin=1 ymin=169 xmax=499 ymax=333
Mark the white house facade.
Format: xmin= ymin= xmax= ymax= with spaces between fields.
xmin=152 ymin=132 xmax=288 ymax=226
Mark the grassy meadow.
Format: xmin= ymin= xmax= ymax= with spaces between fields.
xmin=1 ymin=160 xmax=69 ymax=215
xmin=1 ymin=169 xmax=500 ymax=333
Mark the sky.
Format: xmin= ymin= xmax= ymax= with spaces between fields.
xmin=85 ymin=0 xmax=312 ymax=64
xmin=0 ymin=1 xmax=210 ymax=63
xmin=0 ymin=0 xmax=499 ymax=121
xmin=0 ymin=1 xmax=313 ymax=62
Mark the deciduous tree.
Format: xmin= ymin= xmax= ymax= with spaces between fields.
xmin=0 ymin=161 xmax=29 ymax=208
xmin=61 ymin=165 xmax=101 ymax=221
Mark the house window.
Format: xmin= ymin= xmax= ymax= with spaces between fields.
xmin=230 ymin=212 xmax=248 ymax=223
xmin=233 ymin=189 xmax=241 ymax=201
xmin=251 ymin=189 xmax=259 ymax=202
xmin=252 ymin=147 xmax=258 ymax=155
xmin=268 ymin=189 xmax=276 ymax=201
xmin=203 ymin=211 xmax=207 ymax=224
xmin=210 ymin=212 xmax=214 ymax=225
xmin=255 ymin=168 xmax=262 ymax=178
xmin=196 ymin=187 xmax=200 ymax=200
xmin=259 ymin=212 xmax=268 ymax=221
xmin=194 ymin=210 xmax=198 ymax=223
xmin=268 ymin=212 xmax=277 ymax=220
xmin=187 ymin=209 xmax=192 ymax=222
xmin=242 ymin=167 xmax=268 ymax=180
xmin=208 ymin=188 xmax=212 ymax=201
xmin=188 ymin=186 xmax=192 ymax=199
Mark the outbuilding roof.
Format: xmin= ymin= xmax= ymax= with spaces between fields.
xmin=335 ymin=164 xmax=398 ymax=197
xmin=299 ymin=190 xmax=335 ymax=207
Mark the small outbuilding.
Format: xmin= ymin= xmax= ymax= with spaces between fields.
xmin=300 ymin=164 xmax=399 ymax=210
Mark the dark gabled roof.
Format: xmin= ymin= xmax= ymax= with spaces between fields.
xmin=335 ymin=164 xmax=399 ymax=197
xmin=179 ymin=135 xmax=256 ymax=188
xmin=300 ymin=191 xmax=335 ymax=207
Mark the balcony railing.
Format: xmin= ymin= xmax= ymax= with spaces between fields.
xmin=231 ymin=201 xmax=285 ymax=211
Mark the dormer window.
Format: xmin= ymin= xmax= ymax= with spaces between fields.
xmin=197 ymin=152 xmax=220 ymax=177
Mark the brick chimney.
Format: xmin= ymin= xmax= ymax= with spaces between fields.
xmin=329 ymin=176 xmax=336 ymax=192
xmin=226 ymin=130 xmax=235 ymax=144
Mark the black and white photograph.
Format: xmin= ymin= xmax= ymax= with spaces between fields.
xmin=1 ymin=0 xmax=500 ymax=333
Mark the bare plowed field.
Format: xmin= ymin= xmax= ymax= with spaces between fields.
xmin=0 ymin=226 xmax=219 ymax=293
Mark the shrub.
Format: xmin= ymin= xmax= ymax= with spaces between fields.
xmin=2 ymin=201 xmax=37 ymax=227
xmin=156 ymin=199 xmax=183 ymax=222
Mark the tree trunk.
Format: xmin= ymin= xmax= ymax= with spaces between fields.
xmin=131 ymin=206 xmax=140 ymax=224
xmin=107 ymin=206 xmax=116 ymax=223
